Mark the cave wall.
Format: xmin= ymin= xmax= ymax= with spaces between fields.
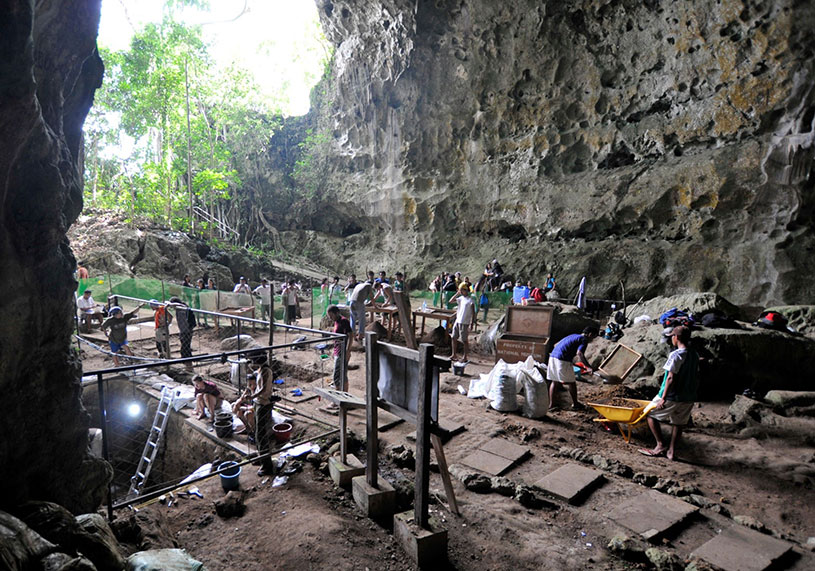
xmin=0 ymin=0 xmax=110 ymax=513
xmin=288 ymin=0 xmax=815 ymax=304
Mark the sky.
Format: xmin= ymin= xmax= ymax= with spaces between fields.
xmin=97 ymin=0 xmax=328 ymax=116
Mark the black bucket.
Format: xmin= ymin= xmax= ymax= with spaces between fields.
xmin=214 ymin=418 xmax=233 ymax=438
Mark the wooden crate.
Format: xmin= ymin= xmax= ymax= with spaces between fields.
xmin=496 ymin=305 xmax=554 ymax=363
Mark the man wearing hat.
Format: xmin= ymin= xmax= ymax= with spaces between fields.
xmin=101 ymin=304 xmax=143 ymax=366
xmin=639 ymin=325 xmax=700 ymax=460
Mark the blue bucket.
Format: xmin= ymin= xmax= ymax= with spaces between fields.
xmin=219 ymin=461 xmax=241 ymax=492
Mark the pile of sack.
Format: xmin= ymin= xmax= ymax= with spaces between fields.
xmin=467 ymin=356 xmax=549 ymax=419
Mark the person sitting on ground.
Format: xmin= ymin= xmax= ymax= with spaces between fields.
xmin=253 ymin=278 xmax=272 ymax=323
xmin=233 ymin=276 xmax=251 ymax=295
xmin=450 ymin=285 xmax=476 ymax=362
xmin=149 ymin=300 xmax=173 ymax=359
xmin=639 ymin=325 xmax=699 ymax=461
xmin=232 ymin=373 xmax=257 ymax=438
xmin=325 ymin=306 xmax=354 ymax=414
xmin=101 ymin=305 xmax=143 ymax=366
xmin=546 ymin=326 xmax=599 ymax=411
xmin=393 ymin=272 xmax=406 ymax=292
xmin=77 ymin=289 xmax=104 ymax=331
xmin=349 ymin=278 xmax=374 ymax=342
xmin=192 ymin=374 xmax=222 ymax=422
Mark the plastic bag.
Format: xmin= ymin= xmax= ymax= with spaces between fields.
xmin=128 ymin=548 xmax=204 ymax=571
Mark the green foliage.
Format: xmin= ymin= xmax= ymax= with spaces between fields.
xmin=292 ymin=127 xmax=333 ymax=199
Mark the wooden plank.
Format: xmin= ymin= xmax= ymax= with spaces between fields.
xmin=378 ymin=341 xmax=419 ymax=361
xmin=431 ymin=434 xmax=459 ymax=516
xmin=415 ymin=343 xmax=434 ymax=529
xmin=394 ymin=291 xmax=418 ymax=349
xmin=598 ymin=343 xmax=643 ymax=381
xmin=365 ymin=331 xmax=380 ymax=488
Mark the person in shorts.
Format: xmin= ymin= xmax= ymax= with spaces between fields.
xmin=101 ymin=305 xmax=143 ymax=366
xmin=192 ymin=374 xmax=223 ymax=422
xmin=546 ymin=326 xmax=599 ymax=410
xmin=450 ymin=285 xmax=475 ymax=361
xmin=639 ymin=325 xmax=699 ymax=461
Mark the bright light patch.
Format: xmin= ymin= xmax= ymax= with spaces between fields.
xmin=127 ymin=403 xmax=142 ymax=417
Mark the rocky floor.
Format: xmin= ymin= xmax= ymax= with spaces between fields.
xmin=80 ymin=320 xmax=815 ymax=570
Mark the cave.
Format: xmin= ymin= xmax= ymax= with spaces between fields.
xmin=2 ymin=1 xmax=815 ymax=567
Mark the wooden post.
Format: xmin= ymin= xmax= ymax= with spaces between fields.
xmin=339 ymin=406 xmax=348 ymax=464
xmin=365 ymin=331 xmax=379 ymax=488
xmin=415 ymin=342 xmax=434 ymax=529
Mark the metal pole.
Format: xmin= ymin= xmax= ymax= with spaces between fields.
xmin=97 ymin=373 xmax=113 ymax=522
xmin=236 ymin=320 xmax=242 ymax=392
xmin=310 ymin=285 xmax=314 ymax=329
xmin=161 ymin=279 xmax=166 ymax=303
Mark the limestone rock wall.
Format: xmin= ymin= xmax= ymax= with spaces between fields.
xmin=0 ymin=0 xmax=110 ymax=512
xmin=301 ymin=0 xmax=815 ymax=304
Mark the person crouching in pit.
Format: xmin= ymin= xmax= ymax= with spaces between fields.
xmin=192 ymin=375 xmax=222 ymax=422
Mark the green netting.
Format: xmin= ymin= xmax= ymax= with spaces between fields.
xmin=77 ymin=274 xmax=284 ymax=322
xmin=78 ymin=276 xmax=513 ymax=326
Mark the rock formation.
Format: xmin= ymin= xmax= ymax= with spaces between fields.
xmin=272 ymin=0 xmax=815 ymax=306
xmin=0 ymin=0 xmax=110 ymax=512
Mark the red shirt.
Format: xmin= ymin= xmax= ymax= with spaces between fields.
xmin=333 ymin=317 xmax=352 ymax=357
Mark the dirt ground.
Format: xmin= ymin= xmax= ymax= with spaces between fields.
xmin=79 ymin=316 xmax=815 ymax=570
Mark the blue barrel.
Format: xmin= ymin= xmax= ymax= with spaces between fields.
xmin=219 ymin=461 xmax=241 ymax=492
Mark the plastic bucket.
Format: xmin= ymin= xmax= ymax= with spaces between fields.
xmin=272 ymin=422 xmax=293 ymax=443
xmin=219 ymin=461 xmax=241 ymax=492
xmin=214 ymin=419 xmax=233 ymax=438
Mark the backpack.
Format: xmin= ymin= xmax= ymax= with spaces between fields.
xmin=659 ymin=307 xmax=694 ymax=328
xmin=187 ymin=307 xmax=196 ymax=329
xmin=530 ymin=287 xmax=544 ymax=302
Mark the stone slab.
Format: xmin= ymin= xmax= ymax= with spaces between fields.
xmin=352 ymin=476 xmax=396 ymax=520
xmin=533 ymin=463 xmax=604 ymax=504
xmin=393 ymin=511 xmax=448 ymax=568
xmin=328 ymin=454 xmax=365 ymax=488
xmin=479 ymin=438 xmax=529 ymax=462
xmin=607 ymin=489 xmax=698 ymax=541
xmin=459 ymin=449 xmax=517 ymax=476
xmin=691 ymin=524 xmax=792 ymax=571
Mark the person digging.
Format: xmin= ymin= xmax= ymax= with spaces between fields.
xmin=546 ymin=326 xmax=599 ymax=411
xmin=639 ymin=325 xmax=699 ymax=461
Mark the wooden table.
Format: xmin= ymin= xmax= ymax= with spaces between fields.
xmin=412 ymin=308 xmax=457 ymax=338
xmin=215 ymin=306 xmax=256 ymax=332
xmin=366 ymin=305 xmax=399 ymax=340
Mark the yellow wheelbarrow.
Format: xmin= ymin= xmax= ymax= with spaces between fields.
xmin=587 ymin=399 xmax=657 ymax=443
